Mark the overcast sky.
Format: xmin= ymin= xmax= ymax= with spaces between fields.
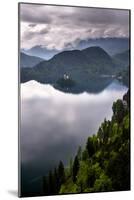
xmin=20 ymin=4 xmax=129 ymax=50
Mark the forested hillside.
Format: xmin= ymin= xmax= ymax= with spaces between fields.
xmin=21 ymin=47 xmax=122 ymax=84
xmin=113 ymin=50 xmax=130 ymax=67
xmin=42 ymin=90 xmax=130 ymax=195
xmin=21 ymin=46 xmax=129 ymax=93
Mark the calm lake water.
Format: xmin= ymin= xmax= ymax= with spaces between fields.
xmin=20 ymin=79 xmax=127 ymax=196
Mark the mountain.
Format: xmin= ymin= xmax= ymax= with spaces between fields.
xmin=35 ymin=46 xmax=116 ymax=75
xmin=22 ymin=45 xmax=59 ymax=60
xmin=77 ymin=37 xmax=129 ymax=56
xmin=113 ymin=50 xmax=130 ymax=67
xmin=82 ymin=46 xmax=115 ymax=73
xmin=21 ymin=46 xmax=127 ymax=93
xmin=22 ymin=38 xmax=129 ymax=60
xmin=113 ymin=50 xmax=130 ymax=87
xmin=20 ymin=52 xmax=44 ymax=68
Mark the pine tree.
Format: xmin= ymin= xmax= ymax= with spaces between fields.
xmin=58 ymin=161 xmax=65 ymax=185
xmin=77 ymin=146 xmax=82 ymax=161
xmin=73 ymin=156 xmax=79 ymax=182
xmin=86 ymin=137 xmax=95 ymax=157
xmin=54 ymin=167 xmax=58 ymax=193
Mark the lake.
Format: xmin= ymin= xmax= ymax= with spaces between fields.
xmin=20 ymin=79 xmax=127 ymax=196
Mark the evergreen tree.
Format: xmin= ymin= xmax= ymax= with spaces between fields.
xmin=77 ymin=146 xmax=82 ymax=161
xmin=112 ymin=99 xmax=125 ymax=123
xmin=86 ymin=137 xmax=95 ymax=158
xmin=73 ymin=156 xmax=79 ymax=182
xmin=69 ymin=158 xmax=73 ymax=176
xmin=82 ymin=149 xmax=89 ymax=161
xmin=58 ymin=161 xmax=65 ymax=185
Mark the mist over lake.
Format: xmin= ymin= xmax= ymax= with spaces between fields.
xmin=20 ymin=79 xmax=127 ymax=195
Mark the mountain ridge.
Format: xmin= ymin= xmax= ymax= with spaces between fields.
xmin=21 ymin=46 xmax=129 ymax=93
xmin=113 ymin=50 xmax=130 ymax=67
xmin=20 ymin=52 xmax=44 ymax=68
xmin=22 ymin=37 xmax=129 ymax=60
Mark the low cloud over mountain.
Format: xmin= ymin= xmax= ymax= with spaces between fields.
xmin=20 ymin=4 xmax=129 ymax=50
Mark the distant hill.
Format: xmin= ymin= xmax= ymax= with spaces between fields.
xmin=22 ymin=46 xmax=59 ymax=60
xmin=77 ymin=37 xmax=129 ymax=56
xmin=34 ymin=46 xmax=116 ymax=75
xmin=20 ymin=52 xmax=44 ymax=68
xmin=82 ymin=46 xmax=115 ymax=74
xmin=21 ymin=38 xmax=129 ymax=60
xmin=113 ymin=50 xmax=130 ymax=67
xmin=21 ymin=46 xmax=127 ymax=93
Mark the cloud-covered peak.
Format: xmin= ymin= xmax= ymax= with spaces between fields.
xmin=20 ymin=4 xmax=129 ymax=50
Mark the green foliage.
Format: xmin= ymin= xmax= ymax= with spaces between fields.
xmin=59 ymin=178 xmax=79 ymax=194
xmin=82 ymin=149 xmax=89 ymax=161
xmin=112 ymin=99 xmax=125 ymax=123
xmin=69 ymin=158 xmax=73 ymax=176
xmin=123 ymin=90 xmax=130 ymax=105
xmin=42 ymin=161 xmax=65 ymax=195
xmin=93 ymin=173 xmax=112 ymax=192
xmin=77 ymin=146 xmax=82 ymax=161
xmin=106 ymin=141 xmax=130 ymax=191
xmin=77 ymin=161 xmax=91 ymax=191
xmin=43 ymin=91 xmax=130 ymax=194
xmin=86 ymin=137 xmax=95 ymax=158
xmin=72 ymin=156 xmax=80 ymax=183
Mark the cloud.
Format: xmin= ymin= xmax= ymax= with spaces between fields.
xmin=20 ymin=4 xmax=52 ymax=24
xmin=20 ymin=4 xmax=129 ymax=49
xmin=28 ymin=23 xmax=37 ymax=27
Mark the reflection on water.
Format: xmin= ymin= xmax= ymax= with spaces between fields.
xmin=20 ymin=79 xmax=127 ymax=196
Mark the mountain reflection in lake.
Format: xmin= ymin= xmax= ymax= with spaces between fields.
xmin=20 ymin=80 xmax=127 ymax=196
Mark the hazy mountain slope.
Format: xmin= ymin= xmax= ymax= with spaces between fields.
xmin=22 ymin=46 xmax=59 ymax=60
xmin=20 ymin=52 xmax=44 ymax=68
xmin=78 ymin=38 xmax=129 ymax=55
xmin=113 ymin=50 xmax=130 ymax=67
